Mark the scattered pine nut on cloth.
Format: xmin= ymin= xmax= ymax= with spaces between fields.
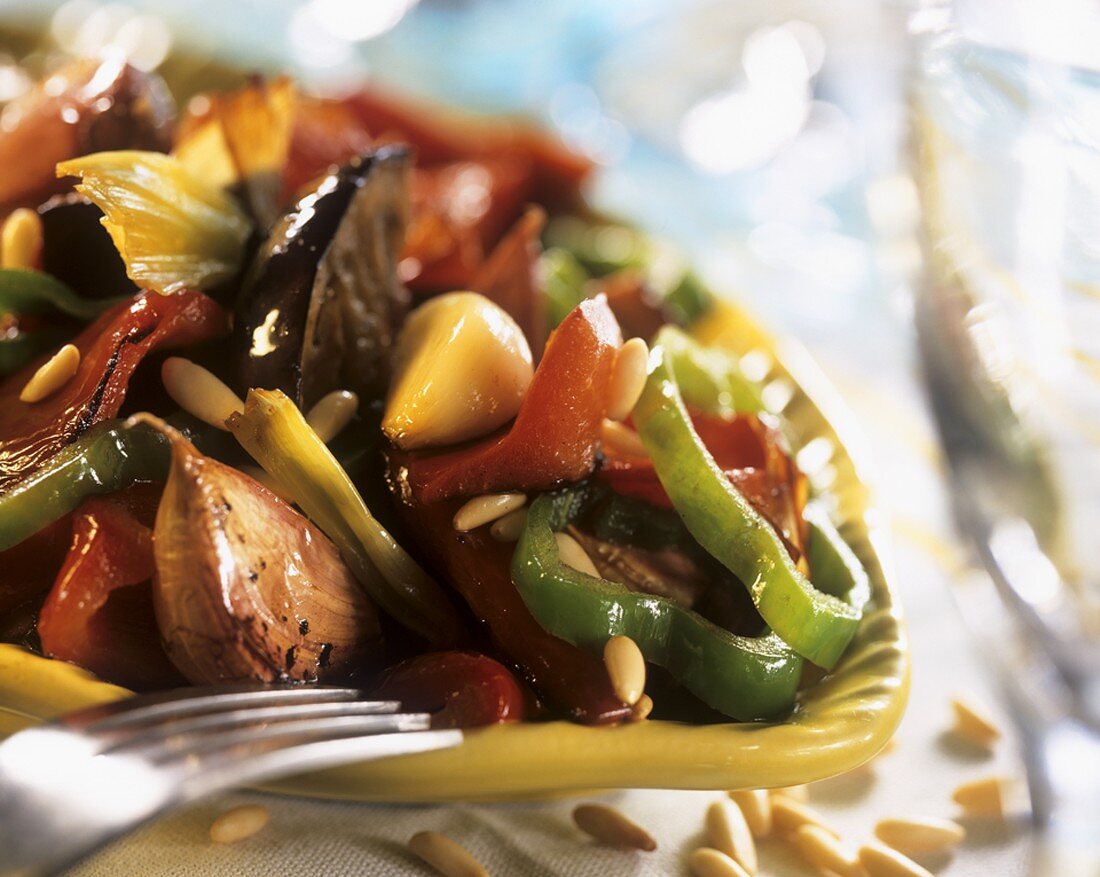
xmin=408 ymin=831 xmax=488 ymax=877
xmin=572 ymin=803 xmax=657 ymax=851
xmin=60 ymin=770 xmax=1031 ymax=876
xmin=209 ymin=805 xmax=269 ymax=845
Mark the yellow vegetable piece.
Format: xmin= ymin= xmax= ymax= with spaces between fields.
xmin=383 ymin=291 xmax=533 ymax=450
xmin=57 ymin=150 xmax=251 ymax=295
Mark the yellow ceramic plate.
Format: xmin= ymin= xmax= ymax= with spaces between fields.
xmin=0 ymin=298 xmax=908 ymax=802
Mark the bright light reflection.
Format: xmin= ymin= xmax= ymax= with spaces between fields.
xmin=679 ymin=23 xmax=815 ymax=175
xmin=742 ymin=25 xmax=810 ymax=91
xmin=112 ymin=14 xmax=172 ymax=71
xmin=0 ymin=728 xmax=167 ymax=823
xmin=310 ymin=0 xmax=418 ymax=42
xmin=251 ymin=309 xmax=281 ymax=358
xmin=988 ymin=518 xmax=1064 ymax=612
xmin=289 ymin=4 xmax=354 ymax=70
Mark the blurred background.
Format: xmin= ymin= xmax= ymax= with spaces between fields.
xmin=1 ymin=0 xmax=1098 ymax=873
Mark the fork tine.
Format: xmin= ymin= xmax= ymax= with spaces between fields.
xmin=78 ymin=686 xmax=364 ymax=734
xmin=152 ymin=713 xmax=433 ymax=767
xmin=180 ymin=729 xmax=464 ymax=799
xmin=105 ymin=701 xmax=404 ymax=756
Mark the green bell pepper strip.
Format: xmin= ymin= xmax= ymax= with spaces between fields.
xmin=543 ymin=217 xmax=714 ymax=324
xmin=591 ymin=490 xmax=696 ymax=553
xmin=0 ymin=268 xmax=124 ymax=321
xmin=804 ymin=504 xmax=871 ymax=610
xmin=661 ymin=270 xmax=714 ymax=327
xmin=227 ymin=388 xmax=464 ymax=647
xmin=541 ymin=247 xmax=589 ymax=329
xmin=655 ymin=325 xmax=764 ymax=415
xmin=512 ymin=486 xmax=803 ymax=721
xmin=0 ymin=269 xmax=125 ymax=375
xmin=632 ymin=348 xmax=862 ymax=669
xmin=0 ymin=418 xmax=190 ymax=552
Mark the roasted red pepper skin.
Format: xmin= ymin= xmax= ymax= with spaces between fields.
xmin=37 ymin=485 xmax=182 ymax=690
xmin=386 ymin=471 xmax=630 ymax=725
xmin=407 ymin=296 xmax=623 ymax=503
xmin=345 ymin=87 xmax=592 ymax=208
xmin=403 ymin=158 xmax=534 ymax=294
xmin=470 ymin=207 xmax=547 ymax=357
xmin=0 ymin=290 xmax=228 ymax=490
xmin=371 ymin=651 xmax=526 ymax=729
xmin=282 ymin=97 xmax=373 ymax=201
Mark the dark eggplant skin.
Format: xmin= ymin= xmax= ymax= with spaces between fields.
xmin=37 ymin=194 xmax=138 ymax=301
xmin=233 ymin=146 xmax=411 ymax=408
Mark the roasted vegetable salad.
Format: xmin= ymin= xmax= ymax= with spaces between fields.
xmin=0 ymin=58 xmax=870 ymax=730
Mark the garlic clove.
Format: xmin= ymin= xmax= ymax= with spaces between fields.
xmin=150 ymin=418 xmax=381 ymax=684
xmin=382 ymin=291 xmax=533 ymax=450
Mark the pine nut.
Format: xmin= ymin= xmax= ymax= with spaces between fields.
xmin=305 ymin=389 xmax=359 ymax=442
xmin=874 ymin=816 xmax=965 ymax=854
xmin=161 ymin=357 xmax=243 ymax=430
xmin=728 ymin=790 xmax=772 ymax=838
xmin=489 ymin=507 xmax=528 ymax=542
xmin=1 ymin=208 xmax=42 ymax=269
xmin=600 ymin=418 xmax=648 ymax=458
xmin=771 ymin=795 xmax=838 ymax=838
xmin=630 ymin=693 xmax=654 ymax=722
xmin=772 ymin=784 xmax=809 ymax=802
xmin=209 ymin=804 xmax=269 ymax=844
xmin=607 ymin=337 xmax=649 ymax=421
xmin=20 ymin=343 xmax=80 ymax=403
xmin=453 ymin=492 xmax=526 ymax=532
xmin=952 ymin=775 xmax=1009 ymax=818
xmin=792 ymin=825 xmax=862 ymax=877
xmin=705 ymin=800 xmax=757 ymax=874
xmin=604 ymin=634 xmax=645 ymax=706
xmin=859 ymin=842 xmax=934 ymax=877
xmin=408 ymin=830 xmax=488 ymax=877
xmin=689 ymin=847 xmax=751 ymax=877
xmin=572 ymin=803 xmax=657 ymax=851
xmin=950 ymin=696 xmax=1001 ymax=749
xmin=555 ymin=531 xmax=600 ymax=577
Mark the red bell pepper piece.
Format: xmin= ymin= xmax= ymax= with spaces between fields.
xmin=589 ymin=269 xmax=672 ymax=342
xmin=401 ymin=158 xmax=533 ymax=294
xmin=0 ymin=57 xmax=173 ymax=216
xmin=0 ymin=289 xmax=229 ymax=490
xmin=0 ymin=515 xmax=72 ymax=616
xmin=385 ymin=480 xmax=630 ymax=725
xmin=37 ymin=485 xmax=182 ymax=690
xmin=345 ymin=86 xmax=592 ymax=208
xmin=407 ymin=296 xmax=623 ymax=503
xmin=371 ymin=651 xmax=526 ymax=729
xmin=283 ymin=96 xmax=374 ymax=201
xmin=597 ymin=412 xmax=809 ymax=565
xmin=470 ymin=206 xmax=547 ymax=356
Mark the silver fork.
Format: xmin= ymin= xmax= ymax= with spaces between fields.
xmin=0 ymin=685 xmax=462 ymax=877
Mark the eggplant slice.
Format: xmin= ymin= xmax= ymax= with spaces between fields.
xmin=234 ymin=146 xmax=412 ymax=408
xmin=151 ymin=420 xmax=381 ymax=684
xmin=37 ymin=194 xmax=138 ymax=301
